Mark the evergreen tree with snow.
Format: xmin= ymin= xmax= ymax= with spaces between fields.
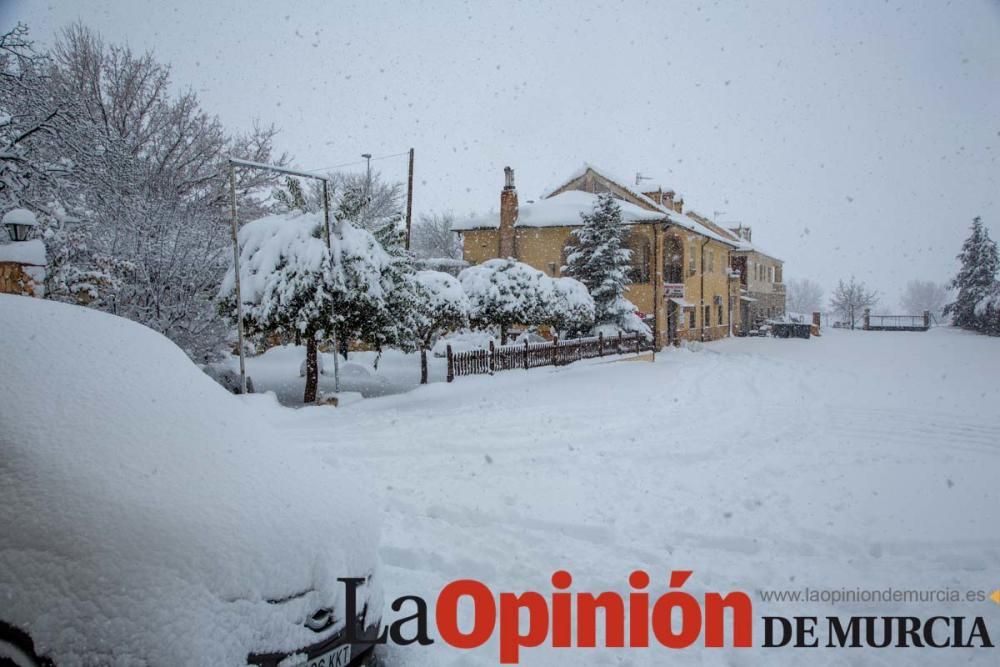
xmin=945 ymin=217 xmax=998 ymax=330
xmin=563 ymin=193 xmax=649 ymax=337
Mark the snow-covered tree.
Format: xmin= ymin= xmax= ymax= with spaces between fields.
xmin=0 ymin=23 xmax=286 ymax=360
xmin=218 ymin=213 xmax=334 ymax=403
xmin=328 ymin=221 xmax=396 ymax=358
xmin=412 ymin=211 xmax=462 ymax=260
xmin=974 ymin=283 xmax=1000 ymax=336
xmin=945 ymin=217 xmax=998 ymax=330
xmin=0 ymin=24 xmax=66 ymax=213
xmin=829 ymin=276 xmax=879 ymax=329
xmin=272 ymin=176 xmax=309 ymax=213
xmin=549 ymin=276 xmax=595 ymax=338
xmin=331 ymin=169 xmax=404 ymax=246
xmin=411 ymin=270 xmax=469 ymax=382
xmin=786 ymin=278 xmax=824 ymax=314
xmin=899 ymin=280 xmax=948 ymax=320
xmin=459 ymin=258 xmax=553 ymax=344
xmin=563 ymin=193 xmax=650 ymax=337
xmin=219 ymin=212 xmax=396 ymax=402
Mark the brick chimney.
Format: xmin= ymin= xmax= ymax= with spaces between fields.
xmin=664 ymin=190 xmax=676 ymax=210
xmin=672 ymin=196 xmax=683 ymax=214
xmin=498 ymin=166 xmax=518 ymax=258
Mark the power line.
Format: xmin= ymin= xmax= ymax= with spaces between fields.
xmin=303 ymin=150 xmax=409 ymax=175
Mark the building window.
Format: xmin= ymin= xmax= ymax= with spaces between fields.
xmin=547 ymin=261 xmax=557 ymax=276
xmin=627 ymin=233 xmax=651 ymax=284
xmin=718 ymin=304 xmax=724 ymax=325
xmin=664 ymin=235 xmax=684 ymax=283
xmin=688 ymin=308 xmax=695 ymax=328
xmin=704 ymin=305 xmax=710 ymax=327
xmin=688 ymin=240 xmax=697 ymax=276
xmin=707 ymin=249 xmax=714 ymax=273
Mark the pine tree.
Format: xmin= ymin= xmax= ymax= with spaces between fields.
xmin=563 ymin=193 xmax=647 ymax=335
xmin=945 ymin=217 xmax=999 ymax=330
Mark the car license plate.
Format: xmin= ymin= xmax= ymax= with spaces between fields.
xmin=302 ymin=643 xmax=351 ymax=667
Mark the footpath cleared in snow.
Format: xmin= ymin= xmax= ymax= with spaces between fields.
xmin=262 ymin=328 xmax=1000 ymax=666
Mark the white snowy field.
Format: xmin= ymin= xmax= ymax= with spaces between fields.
xmin=255 ymin=327 xmax=1000 ymax=666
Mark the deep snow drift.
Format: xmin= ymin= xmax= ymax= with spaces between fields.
xmin=263 ymin=327 xmax=1000 ymax=666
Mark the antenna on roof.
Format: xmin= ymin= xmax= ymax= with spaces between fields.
xmin=635 ymin=171 xmax=654 ymax=187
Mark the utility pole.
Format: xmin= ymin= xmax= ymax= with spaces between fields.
xmin=405 ymin=147 xmax=414 ymax=250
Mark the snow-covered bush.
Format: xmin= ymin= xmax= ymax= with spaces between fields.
xmin=409 ymin=269 xmax=469 ymax=381
xmin=412 ymin=270 xmax=469 ymax=345
xmin=549 ymin=276 xmax=595 ymax=338
xmin=459 ymin=258 xmax=554 ymax=344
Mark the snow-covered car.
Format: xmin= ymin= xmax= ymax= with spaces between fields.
xmin=0 ymin=295 xmax=382 ymax=666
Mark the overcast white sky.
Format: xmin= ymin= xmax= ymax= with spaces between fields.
xmin=5 ymin=0 xmax=999 ymax=306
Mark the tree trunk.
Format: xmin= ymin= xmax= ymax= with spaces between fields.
xmin=338 ymin=333 xmax=349 ymax=360
xmin=304 ymin=337 xmax=319 ymax=403
xmin=420 ymin=347 xmax=428 ymax=384
xmin=500 ymin=323 xmax=508 ymax=346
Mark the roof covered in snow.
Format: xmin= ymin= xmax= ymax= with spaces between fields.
xmin=453 ymin=190 xmax=664 ymax=230
xmin=454 ymin=190 xmax=739 ymax=246
xmin=542 ymin=163 xmax=671 ymax=212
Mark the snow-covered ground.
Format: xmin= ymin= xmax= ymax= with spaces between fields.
xmin=240 ymin=344 xmax=448 ymax=404
xmin=258 ymin=327 xmax=1000 ymax=666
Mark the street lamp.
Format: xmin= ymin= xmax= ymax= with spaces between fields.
xmin=3 ymin=208 xmax=38 ymax=242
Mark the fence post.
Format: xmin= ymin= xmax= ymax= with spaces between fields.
xmin=635 ymin=333 xmax=640 ymax=354
xmin=489 ymin=340 xmax=495 ymax=375
xmin=598 ymin=331 xmax=604 ymax=356
xmin=524 ymin=339 xmax=529 ymax=370
xmin=923 ymin=310 xmax=930 ymax=329
xmin=863 ymin=308 xmax=871 ymax=331
xmin=552 ymin=335 xmax=559 ymax=366
xmin=618 ymin=331 xmax=623 ymax=353
xmin=446 ymin=344 xmax=454 ymax=383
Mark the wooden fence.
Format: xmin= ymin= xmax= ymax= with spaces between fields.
xmin=446 ymin=331 xmax=648 ymax=382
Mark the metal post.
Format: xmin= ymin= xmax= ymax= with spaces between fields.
xmin=228 ymin=161 xmax=248 ymax=395
xmin=405 ymin=147 xmax=414 ymax=250
xmin=322 ymin=178 xmax=341 ymax=394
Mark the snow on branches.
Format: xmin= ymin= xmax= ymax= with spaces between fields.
xmin=218 ymin=212 xmax=396 ymax=401
xmin=459 ymin=258 xmax=595 ymax=343
xmin=563 ymin=193 xmax=650 ymax=338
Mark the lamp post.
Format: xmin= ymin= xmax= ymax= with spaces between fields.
xmin=3 ymin=208 xmax=38 ymax=242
